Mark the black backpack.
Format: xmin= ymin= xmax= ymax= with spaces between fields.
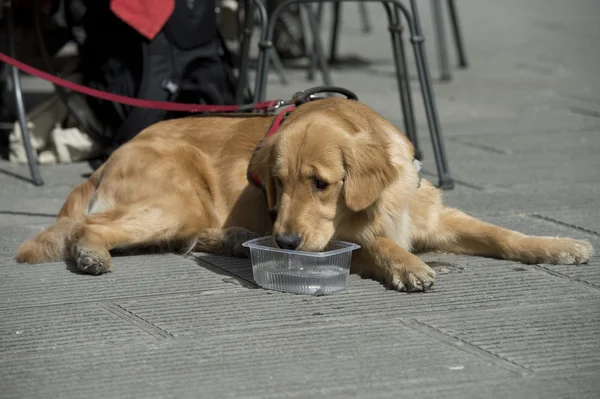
xmin=76 ymin=0 xmax=238 ymax=154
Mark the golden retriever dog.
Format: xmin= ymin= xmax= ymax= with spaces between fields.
xmin=15 ymin=97 xmax=594 ymax=292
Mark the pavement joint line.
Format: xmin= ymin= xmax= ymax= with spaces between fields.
xmin=530 ymin=264 xmax=600 ymax=290
xmin=99 ymin=302 xmax=174 ymax=339
xmin=0 ymin=288 xmax=236 ymax=312
xmin=569 ymin=106 xmax=600 ymax=119
xmin=447 ymin=137 xmax=513 ymax=155
xmin=513 ymin=61 xmax=554 ymax=77
xmin=401 ymin=318 xmax=534 ymax=376
xmin=441 ymin=126 xmax=600 ymax=138
xmin=560 ymin=92 xmax=600 ymax=107
xmin=528 ymin=214 xmax=600 ymax=236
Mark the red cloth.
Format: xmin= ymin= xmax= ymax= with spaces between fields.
xmin=110 ymin=0 xmax=175 ymax=40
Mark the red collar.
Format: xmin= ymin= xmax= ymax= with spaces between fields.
xmin=245 ymin=85 xmax=359 ymax=189
xmin=248 ymin=105 xmax=296 ymax=188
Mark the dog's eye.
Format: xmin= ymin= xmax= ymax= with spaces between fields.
xmin=313 ymin=177 xmax=329 ymax=191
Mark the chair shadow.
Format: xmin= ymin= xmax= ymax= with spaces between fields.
xmin=0 ymin=167 xmax=36 ymax=184
xmin=0 ymin=210 xmax=56 ymax=218
xmin=261 ymin=54 xmax=428 ymax=83
xmin=280 ymin=54 xmax=379 ymax=71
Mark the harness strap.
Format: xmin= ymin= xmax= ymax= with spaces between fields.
xmin=247 ymin=105 xmax=296 ymax=188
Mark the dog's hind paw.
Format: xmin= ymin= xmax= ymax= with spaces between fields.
xmin=538 ymin=238 xmax=593 ymax=265
xmin=76 ymin=248 xmax=112 ymax=274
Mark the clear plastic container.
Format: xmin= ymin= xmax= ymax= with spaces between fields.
xmin=242 ymin=237 xmax=361 ymax=295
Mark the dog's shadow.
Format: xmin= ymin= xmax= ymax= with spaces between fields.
xmin=190 ymin=253 xmax=259 ymax=290
xmin=62 ymin=242 xmax=459 ymax=292
xmin=64 ymin=249 xmax=258 ymax=291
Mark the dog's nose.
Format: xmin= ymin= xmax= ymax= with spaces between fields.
xmin=275 ymin=234 xmax=302 ymax=250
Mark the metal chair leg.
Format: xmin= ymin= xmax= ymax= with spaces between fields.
xmin=326 ymin=1 xmax=371 ymax=66
xmin=5 ymin=0 xmax=44 ymax=186
xmin=269 ymin=48 xmax=289 ymax=85
xmin=301 ymin=4 xmax=332 ymax=86
xmin=447 ymin=0 xmax=468 ymax=68
xmin=384 ymin=3 xmax=420 ymax=160
xmin=253 ymin=0 xmax=288 ymax=103
xmin=236 ymin=0 xmax=254 ymax=103
xmin=306 ymin=3 xmax=324 ymax=81
xmin=254 ymin=0 xmax=453 ymax=188
xmin=328 ymin=2 xmax=342 ymax=64
xmin=358 ymin=1 xmax=372 ymax=34
xmin=256 ymin=0 xmax=288 ymax=88
xmin=431 ymin=0 xmax=451 ymax=82
xmin=407 ymin=0 xmax=453 ymax=188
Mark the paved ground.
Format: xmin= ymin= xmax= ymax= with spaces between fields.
xmin=1 ymin=0 xmax=600 ymax=398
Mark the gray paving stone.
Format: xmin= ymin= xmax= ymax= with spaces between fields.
xmin=536 ymin=207 xmax=600 ymax=235
xmin=0 ymin=304 xmax=160 ymax=358
xmin=115 ymin=258 xmax=600 ymax=338
xmin=447 ymin=128 xmax=600 ymax=155
xmin=418 ymin=139 xmax=599 ymax=189
xmin=0 ymin=254 xmax=239 ymax=310
xmin=256 ymin=374 xmax=600 ymax=399
xmin=0 ymin=214 xmax=57 ymax=227
xmin=417 ymin=301 xmax=600 ymax=373
xmin=0 ymin=317 xmax=517 ymax=399
xmin=441 ymin=182 xmax=600 ymax=216
xmin=541 ymin=256 xmax=600 ymax=289
xmin=0 ymin=161 xmax=91 ymax=183
xmin=0 ymin=224 xmax=48 ymax=259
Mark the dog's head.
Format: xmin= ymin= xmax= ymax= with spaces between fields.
xmin=248 ymin=99 xmax=416 ymax=251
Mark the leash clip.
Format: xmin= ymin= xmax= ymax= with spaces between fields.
xmin=292 ymin=86 xmax=360 ymax=107
xmin=267 ymin=99 xmax=289 ymax=111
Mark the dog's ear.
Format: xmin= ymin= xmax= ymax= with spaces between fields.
xmin=343 ymin=135 xmax=399 ymax=211
xmin=247 ymin=138 xmax=278 ymax=210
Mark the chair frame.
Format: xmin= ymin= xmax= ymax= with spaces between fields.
xmin=254 ymin=0 xmax=455 ymax=189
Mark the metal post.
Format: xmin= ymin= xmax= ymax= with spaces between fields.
xmin=384 ymin=3 xmax=420 ymax=159
xmin=254 ymin=0 xmax=288 ymax=102
xmin=307 ymin=3 xmax=324 ymax=81
xmin=236 ymin=0 xmax=254 ymax=103
xmin=328 ymin=2 xmax=341 ymax=63
xmin=408 ymin=0 xmax=453 ymax=188
xmin=358 ymin=2 xmax=372 ymax=34
xmin=447 ymin=0 xmax=468 ymax=68
xmin=302 ymin=4 xmax=332 ymax=86
xmin=6 ymin=1 xmax=44 ymax=186
xmin=269 ymin=49 xmax=288 ymax=85
xmin=255 ymin=0 xmax=454 ymax=188
xmin=431 ymin=0 xmax=451 ymax=81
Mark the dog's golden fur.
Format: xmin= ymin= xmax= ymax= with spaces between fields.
xmin=16 ymin=98 xmax=594 ymax=292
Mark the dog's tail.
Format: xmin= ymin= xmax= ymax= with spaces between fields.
xmin=16 ymin=217 xmax=84 ymax=263
xmin=16 ymin=166 xmax=103 ymax=264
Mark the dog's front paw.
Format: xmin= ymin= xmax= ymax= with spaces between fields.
xmin=388 ymin=260 xmax=436 ymax=293
xmin=223 ymin=228 xmax=260 ymax=258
